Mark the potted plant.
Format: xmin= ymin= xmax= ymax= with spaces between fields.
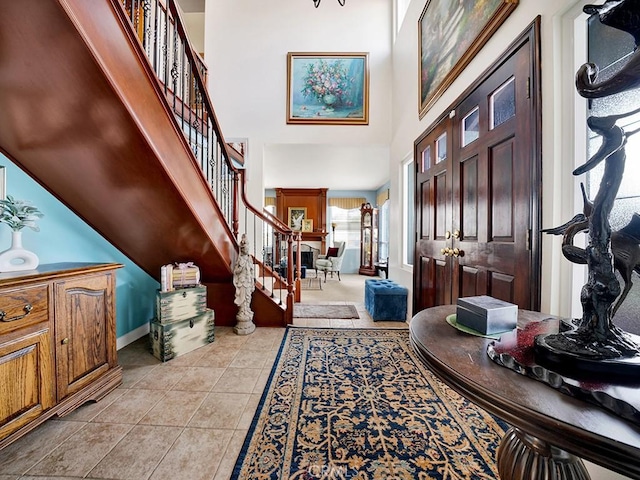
xmin=0 ymin=195 xmax=44 ymax=272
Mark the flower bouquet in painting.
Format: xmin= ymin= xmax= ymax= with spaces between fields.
xmin=300 ymin=59 xmax=352 ymax=112
xmin=287 ymin=53 xmax=369 ymax=124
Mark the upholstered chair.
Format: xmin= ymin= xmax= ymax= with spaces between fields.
xmin=315 ymin=241 xmax=346 ymax=281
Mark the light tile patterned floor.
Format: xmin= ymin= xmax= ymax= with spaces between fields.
xmin=0 ymin=274 xmax=408 ymax=480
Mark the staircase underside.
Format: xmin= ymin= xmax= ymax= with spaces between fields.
xmin=0 ymin=0 xmax=254 ymax=323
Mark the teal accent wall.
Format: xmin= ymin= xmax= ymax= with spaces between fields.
xmin=0 ymin=155 xmax=158 ymax=341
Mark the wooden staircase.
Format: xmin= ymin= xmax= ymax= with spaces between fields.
xmin=0 ymin=0 xmax=288 ymax=327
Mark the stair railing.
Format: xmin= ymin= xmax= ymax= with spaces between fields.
xmin=120 ymin=0 xmax=237 ymax=234
xmin=227 ymin=146 xmax=301 ymax=320
xmin=118 ymin=0 xmax=299 ymax=323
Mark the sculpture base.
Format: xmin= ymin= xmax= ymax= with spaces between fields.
xmin=234 ymin=315 xmax=256 ymax=335
xmin=487 ymin=318 xmax=640 ymax=426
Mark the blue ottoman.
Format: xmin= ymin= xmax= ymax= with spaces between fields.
xmin=365 ymin=279 xmax=408 ymax=321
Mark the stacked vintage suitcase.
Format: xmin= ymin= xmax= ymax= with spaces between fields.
xmin=149 ymin=263 xmax=215 ymax=362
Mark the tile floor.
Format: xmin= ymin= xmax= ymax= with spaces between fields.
xmin=0 ymin=275 xmax=409 ymax=480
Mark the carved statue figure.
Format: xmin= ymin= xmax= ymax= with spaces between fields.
xmin=578 ymin=1 xmax=640 ymax=98
xmin=233 ymin=234 xmax=256 ymax=335
xmin=539 ymin=0 xmax=640 ymax=361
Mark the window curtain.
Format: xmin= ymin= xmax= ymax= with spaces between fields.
xmin=329 ymin=198 xmax=366 ymax=249
xmin=328 ymin=197 xmax=367 ymax=210
xmin=376 ymin=189 xmax=389 ymax=207
xmin=264 ymin=197 xmax=276 ymax=207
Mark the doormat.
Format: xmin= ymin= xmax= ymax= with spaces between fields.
xmin=293 ymin=304 xmax=359 ymax=319
xmin=231 ymin=328 xmax=506 ymax=479
xmin=300 ymin=277 xmax=322 ymax=291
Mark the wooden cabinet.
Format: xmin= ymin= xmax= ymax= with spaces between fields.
xmin=0 ymin=263 xmax=122 ymax=449
xmin=275 ymin=188 xmax=329 ymax=251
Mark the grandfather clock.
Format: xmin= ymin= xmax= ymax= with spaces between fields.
xmin=359 ymin=202 xmax=377 ymax=276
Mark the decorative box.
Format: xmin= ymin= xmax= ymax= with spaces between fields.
xmin=149 ymin=308 xmax=215 ymax=362
xmin=155 ymin=285 xmax=207 ymax=324
xmin=171 ymin=262 xmax=200 ymax=289
xmin=456 ymin=295 xmax=517 ymax=335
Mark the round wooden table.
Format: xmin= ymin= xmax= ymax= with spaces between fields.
xmin=409 ymin=305 xmax=640 ymax=480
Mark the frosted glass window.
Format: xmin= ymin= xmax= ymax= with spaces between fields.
xmin=421 ymin=145 xmax=431 ymax=172
xmin=490 ymin=77 xmax=515 ymax=129
xmin=586 ymin=12 xmax=640 ymax=228
xmin=462 ymin=107 xmax=480 ymax=146
xmin=436 ymin=133 xmax=447 ymax=164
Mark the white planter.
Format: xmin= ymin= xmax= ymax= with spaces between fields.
xmin=0 ymin=230 xmax=39 ymax=272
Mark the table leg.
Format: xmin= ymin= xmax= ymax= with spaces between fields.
xmin=497 ymin=427 xmax=590 ymax=479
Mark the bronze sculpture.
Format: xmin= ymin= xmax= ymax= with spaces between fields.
xmin=537 ymin=0 xmax=640 ymax=367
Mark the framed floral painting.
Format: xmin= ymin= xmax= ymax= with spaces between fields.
xmin=287 ymin=52 xmax=369 ymax=125
xmin=302 ymin=219 xmax=313 ymax=232
xmin=418 ymin=0 xmax=518 ymax=118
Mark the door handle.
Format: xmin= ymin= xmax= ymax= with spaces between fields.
xmin=453 ymin=229 xmax=461 ymax=239
xmin=0 ymin=304 xmax=33 ymax=322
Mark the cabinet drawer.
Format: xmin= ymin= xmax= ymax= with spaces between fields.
xmin=0 ymin=284 xmax=49 ymax=334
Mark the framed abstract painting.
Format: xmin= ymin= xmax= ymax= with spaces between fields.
xmin=418 ymin=0 xmax=518 ymax=118
xmin=287 ymin=52 xmax=369 ymax=125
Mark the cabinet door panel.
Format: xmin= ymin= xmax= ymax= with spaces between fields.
xmin=460 ymin=155 xmax=479 ymax=241
xmin=488 ymin=271 xmax=516 ymax=303
xmin=0 ymin=327 xmax=54 ymax=439
xmin=55 ymin=272 xmax=116 ymax=400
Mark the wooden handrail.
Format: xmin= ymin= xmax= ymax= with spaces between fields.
xmin=119 ymin=0 xmax=297 ymax=323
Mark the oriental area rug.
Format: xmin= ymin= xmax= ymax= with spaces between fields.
xmin=293 ymin=304 xmax=359 ymax=319
xmin=232 ymin=328 xmax=507 ymax=479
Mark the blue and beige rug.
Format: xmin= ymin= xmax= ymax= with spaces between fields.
xmin=232 ymin=328 xmax=507 ymax=479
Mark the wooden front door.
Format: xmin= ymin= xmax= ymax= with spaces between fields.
xmin=414 ymin=22 xmax=541 ymax=312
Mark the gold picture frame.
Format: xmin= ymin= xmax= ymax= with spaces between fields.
xmin=302 ymin=219 xmax=313 ymax=233
xmin=288 ymin=207 xmax=307 ymax=231
xmin=287 ymin=52 xmax=369 ymax=125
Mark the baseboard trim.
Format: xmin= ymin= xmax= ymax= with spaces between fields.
xmin=116 ymin=322 xmax=149 ymax=350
